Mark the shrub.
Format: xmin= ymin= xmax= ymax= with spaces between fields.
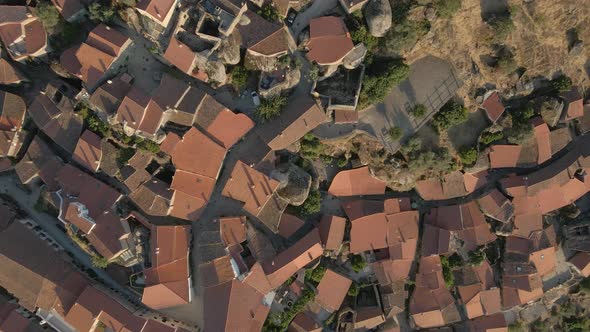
xmin=401 ymin=136 xmax=422 ymax=155
xmin=299 ymin=134 xmax=325 ymax=159
xmin=497 ymin=53 xmax=518 ymax=74
xmin=407 ymin=148 xmax=458 ymax=174
xmin=381 ymin=20 xmax=430 ymax=54
xmin=117 ymin=147 xmax=135 ymax=166
xmin=435 ymin=0 xmax=462 ymax=18
xmin=89 ymin=2 xmax=116 ymax=23
xmin=508 ymin=322 xmax=525 ymax=332
xmin=137 ymin=140 xmax=160 ymax=153
xmin=388 ymin=127 xmax=403 ymax=141
xmin=440 ymin=256 xmax=455 ymax=288
xmin=348 ymin=15 xmax=378 ymax=53
xmin=359 ymin=58 xmax=410 ymax=108
xmin=337 ymin=157 xmax=349 ymax=168
xmin=297 ymin=188 xmax=321 ymax=217
xmin=230 ymin=66 xmax=249 ymax=91
xmin=348 ymin=282 xmax=360 ymax=296
xmin=255 ymin=95 xmax=287 ymax=122
xmin=459 ymin=147 xmax=478 ymax=166
xmin=305 ymin=265 xmax=326 ymax=283
xmin=350 ymin=254 xmax=367 ymax=272
xmin=480 ymin=131 xmax=503 ymax=145
xmin=263 ymin=288 xmax=315 ymax=330
xmin=551 ymin=75 xmax=573 ymax=93
xmin=78 ymin=105 xmax=111 ymax=138
xmin=447 ymin=253 xmax=463 ymax=268
xmin=35 ymin=2 xmax=60 ymax=32
xmin=91 ymin=255 xmax=109 ymax=269
xmin=257 ymin=3 xmax=279 ymax=21
xmin=410 ymin=104 xmax=427 ymax=118
xmin=468 ymin=248 xmax=486 ymax=266
xmin=490 ymin=15 xmax=514 ymax=41
xmin=432 ymin=101 xmax=468 ymax=131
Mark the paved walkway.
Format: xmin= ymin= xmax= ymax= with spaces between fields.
xmin=0 ymin=175 xmax=140 ymax=303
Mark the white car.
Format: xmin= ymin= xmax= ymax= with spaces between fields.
xmin=251 ymin=91 xmax=261 ymax=106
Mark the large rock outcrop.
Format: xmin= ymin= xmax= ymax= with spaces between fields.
xmin=364 ymin=0 xmax=392 ymax=37
xmin=273 ymin=163 xmax=312 ymax=206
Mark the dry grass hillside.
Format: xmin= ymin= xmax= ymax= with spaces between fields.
xmin=407 ymin=0 xmax=590 ymax=107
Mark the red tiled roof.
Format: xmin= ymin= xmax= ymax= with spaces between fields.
xmin=306 ymin=16 xmax=354 ymax=65
xmin=342 ymin=199 xmax=384 ymax=221
xmin=261 ymin=228 xmax=323 ymax=288
xmin=204 ymin=279 xmax=270 ymax=332
xmin=328 ymin=166 xmax=386 ymax=196
xmin=278 ymin=213 xmax=305 ymax=238
xmin=51 ymin=0 xmax=84 ymax=21
xmin=0 ymin=7 xmax=47 ymax=61
xmin=531 ymin=117 xmax=551 ymax=164
xmin=0 ymin=58 xmax=25 ymax=85
xmin=168 ymin=127 xmax=226 ymax=179
xmin=350 ymin=210 xmax=419 ymax=255
xmin=315 ymin=269 xmax=351 ymax=312
xmin=257 ymin=97 xmax=326 ymax=151
xmin=318 ymin=214 xmax=346 ymax=250
xmin=136 ymin=0 xmax=176 ymax=23
xmin=222 ymin=160 xmax=280 ymax=216
xmin=203 ymin=107 xmax=255 ymax=149
xmin=164 ymin=37 xmax=196 ymax=75
xmin=142 ymin=225 xmax=190 ymax=309
xmin=219 ymin=216 xmax=247 ymax=247
xmin=73 ymin=130 xmax=102 ymax=172
xmin=570 ymin=252 xmax=590 ymax=277
xmin=489 ymin=145 xmax=523 ymax=168
xmin=562 ymin=88 xmax=584 ymax=121
xmin=481 ymin=91 xmax=505 ymax=122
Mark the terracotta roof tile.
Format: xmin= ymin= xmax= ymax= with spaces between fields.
xmin=261 ymin=228 xmax=323 ymax=288
xmin=164 ymin=37 xmax=196 ymax=75
xmin=531 ymin=117 xmax=551 ymax=164
xmin=136 ymin=0 xmax=176 ymax=23
xmin=306 ymin=16 xmax=354 ymax=65
xmin=222 ymin=160 xmax=280 ymax=216
xmin=72 ymin=130 xmax=102 ymax=172
xmin=278 ymin=213 xmax=305 ymax=238
xmin=200 ymin=105 xmax=255 ymax=149
xmin=257 ymin=97 xmax=325 ymax=150
xmin=116 ymin=87 xmax=150 ymax=130
xmin=489 ymin=145 xmax=523 ymax=168
xmin=0 ymin=58 xmax=25 ymax=85
xmin=51 ymin=0 xmax=84 ymax=21
xmin=219 ymin=216 xmax=247 ymax=247
xmin=341 ymin=199 xmax=384 ymax=221
xmin=168 ymin=127 xmax=226 ymax=178
xmin=203 ymin=279 xmax=270 ymax=332
xmin=561 ymin=87 xmax=584 ymax=121
xmin=315 ymin=269 xmax=351 ymax=312
xmin=334 ymin=109 xmax=359 ymax=123
xmin=328 ymin=166 xmax=386 ymax=196
xmin=318 ymin=215 xmax=346 ymax=250
xmin=86 ymin=24 xmax=129 ymax=57
xmin=570 ymin=252 xmax=590 ymax=277
xmin=481 ymin=91 xmax=505 ymax=122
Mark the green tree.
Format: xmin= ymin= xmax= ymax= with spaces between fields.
xmin=447 ymin=253 xmax=463 ymax=268
xmin=257 ymin=3 xmax=279 ymax=21
xmin=299 ymin=134 xmax=326 ymax=159
xmin=401 ymin=136 xmax=422 ymax=155
xmin=480 ymin=131 xmax=503 ymax=145
xmin=89 ymin=2 xmax=116 ymax=23
xmin=255 ymin=95 xmax=287 ymax=122
xmin=359 ymin=59 xmax=410 ymax=108
xmin=381 ymin=19 xmax=430 ymax=54
xmin=435 ymin=0 xmax=462 ymax=18
xmin=459 ymin=146 xmax=478 ymax=166
xmin=410 ymin=104 xmax=427 ymax=118
xmin=348 ymin=282 xmax=360 ymax=296
xmin=137 ymin=140 xmax=160 ymax=153
xmin=468 ymin=248 xmax=486 ymax=266
xmin=305 ymin=265 xmax=326 ymax=283
xmin=297 ymin=188 xmax=321 ymax=217
xmin=432 ymin=100 xmax=468 ymax=131
xmin=407 ymin=149 xmax=458 ymax=174
xmin=497 ymin=53 xmax=518 ymax=74
xmin=490 ymin=15 xmax=514 ymax=41
xmin=551 ymin=75 xmax=573 ymax=93
xmin=35 ymin=1 xmax=61 ymax=32
xmin=350 ymin=254 xmax=367 ymax=272
xmin=230 ymin=66 xmax=249 ymax=91
xmin=440 ymin=256 xmax=455 ymax=288
xmin=91 ymin=255 xmax=109 ymax=269
xmin=387 ymin=126 xmax=403 ymax=141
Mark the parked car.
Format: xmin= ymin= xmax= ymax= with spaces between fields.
xmin=251 ymin=91 xmax=261 ymax=106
